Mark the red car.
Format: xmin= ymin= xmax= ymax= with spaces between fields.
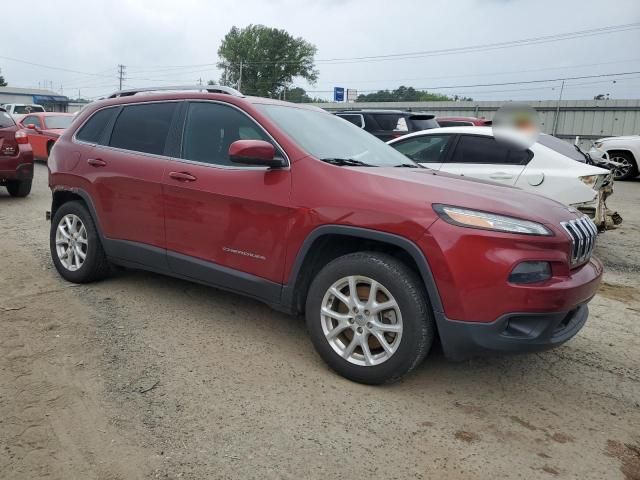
xmin=0 ymin=108 xmax=34 ymax=197
xmin=436 ymin=116 xmax=492 ymax=127
xmin=18 ymin=112 xmax=75 ymax=161
xmin=47 ymin=86 xmax=602 ymax=384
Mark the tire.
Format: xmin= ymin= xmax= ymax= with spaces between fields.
xmin=305 ymin=251 xmax=435 ymax=384
xmin=6 ymin=179 xmax=32 ymax=197
xmin=609 ymin=151 xmax=638 ymax=181
xmin=50 ymin=200 xmax=111 ymax=283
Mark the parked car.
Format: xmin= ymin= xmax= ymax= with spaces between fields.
xmin=436 ymin=116 xmax=491 ymax=127
xmin=0 ymin=108 xmax=34 ymax=197
xmin=334 ymin=110 xmax=439 ymax=141
xmin=48 ymin=86 xmax=602 ymax=385
xmin=18 ymin=112 xmax=75 ymax=160
xmin=588 ymin=135 xmax=640 ymax=181
xmin=388 ymin=126 xmax=616 ymax=229
xmin=1 ymin=103 xmax=46 ymax=118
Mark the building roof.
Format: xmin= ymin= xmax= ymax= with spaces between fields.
xmin=0 ymin=86 xmax=62 ymax=96
xmin=0 ymin=86 xmax=69 ymax=103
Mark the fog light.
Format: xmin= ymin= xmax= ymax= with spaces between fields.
xmin=508 ymin=261 xmax=551 ymax=284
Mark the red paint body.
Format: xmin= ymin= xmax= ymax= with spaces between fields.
xmin=436 ymin=116 xmax=491 ymax=127
xmin=0 ymin=121 xmax=34 ymax=183
xmin=18 ymin=112 xmax=75 ymax=160
xmin=48 ymin=93 xmax=602 ymax=324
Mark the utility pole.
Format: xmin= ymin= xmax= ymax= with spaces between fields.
xmin=238 ymin=60 xmax=243 ymax=92
xmin=552 ymin=79 xmax=565 ymax=136
xmin=118 ymin=64 xmax=126 ymax=90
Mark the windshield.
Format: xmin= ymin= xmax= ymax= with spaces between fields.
xmin=14 ymin=105 xmax=45 ymax=114
xmin=256 ymin=104 xmax=417 ymax=167
xmin=537 ymin=133 xmax=585 ymax=162
xmin=44 ymin=115 xmax=74 ymax=129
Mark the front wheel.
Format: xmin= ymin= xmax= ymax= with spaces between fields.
xmin=6 ymin=179 xmax=32 ymax=197
xmin=609 ymin=152 xmax=638 ymax=181
xmin=305 ymin=252 xmax=435 ymax=384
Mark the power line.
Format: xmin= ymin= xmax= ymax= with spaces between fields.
xmin=0 ymin=55 xmax=118 ymax=79
xmin=123 ymin=23 xmax=639 ymax=71
xmin=304 ymin=71 xmax=640 ymax=94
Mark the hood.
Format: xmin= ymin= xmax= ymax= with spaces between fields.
xmin=354 ymin=167 xmax=580 ymax=226
xmin=598 ymin=135 xmax=640 ymax=142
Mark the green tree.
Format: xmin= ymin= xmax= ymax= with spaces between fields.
xmin=0 ymin=69 xmax=7 ymax=87
xmin=217 ymin=25 xmax=318 ymax=98
xmin=356 ymin=86 xmax=470 ymax=102
xmin=284 ymin=86 xmax=327 ymax=103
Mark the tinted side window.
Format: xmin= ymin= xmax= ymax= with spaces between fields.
xmin=76 ymin=107 xmax=118 ymax=144
xmin=450 ymin=135 xmax=512 ymax=164
xmin=109 ymin=102 xmax=177 ymax=155
xmin=373 ymin=114 xmax=403 ymax=131
xmin=23 ymin=115 xmax=42 ymax=128
xmin=336 ymin=114 xmax=364 ymax=128
xmin=392 ymin=135 xmax=453 ymax=163
xmin=181 ymin=102 xmax=274 ymax=166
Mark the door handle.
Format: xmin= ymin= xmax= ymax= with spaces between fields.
xmin=169 ymin=171 xmax=197 ymax=182
xmin=87 ymin=158 xmax=106 ymax=167
xmin=489 ymin=172 xmax=513 ymax=180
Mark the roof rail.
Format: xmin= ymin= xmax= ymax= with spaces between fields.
xmin=106 ymin=85 xmax=244 ymax=99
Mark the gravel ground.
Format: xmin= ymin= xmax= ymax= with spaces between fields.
xmin=1 ymin=163 xmax=639 ymax=480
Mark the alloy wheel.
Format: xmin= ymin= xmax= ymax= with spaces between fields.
xmin=320 ymin=275 xmax=403 ymax=366
xmin=610 ymin=155 xmax=632 ymax=179
xmin=55 ymin=214 xmax=88 ymax=271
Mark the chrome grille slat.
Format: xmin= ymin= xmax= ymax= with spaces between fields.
xmin=561 ymin=216 xmax=598 ymax=266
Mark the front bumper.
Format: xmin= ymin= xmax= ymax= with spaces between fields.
xmin=437 ymin=303 xmax=590 ymax=361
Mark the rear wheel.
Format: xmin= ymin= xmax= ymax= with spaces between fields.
xmin=6 ymin=179 xmax=32 ymax=197
xmin=50 ymin=201 xmax=111 ymax=283
xmin=305 ymin=252 xmax=435 ymax=384
xmin=609 ymin=152 xmax=638 ymax=180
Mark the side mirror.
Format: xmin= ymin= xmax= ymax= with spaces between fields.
xmin=229 ymin=140 xmax=285 ymax=168
xmin=26 ymin=123 xmax=37 ymax=130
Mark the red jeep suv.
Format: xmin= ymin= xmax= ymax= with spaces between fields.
xmin=47 ymin=86 xmax=602 ymax=384
xmin=1 ymin=107 xmax=33 ymax=197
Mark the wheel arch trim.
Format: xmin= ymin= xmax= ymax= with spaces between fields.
xmin=282 ymin=225 xmax=445 ymax=315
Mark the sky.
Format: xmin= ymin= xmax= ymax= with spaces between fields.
xmin=1 ymin=0 xmax=639 ymax=102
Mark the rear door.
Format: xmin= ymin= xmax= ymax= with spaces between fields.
xmin=162 ymin=101 xmax=292 ymax=291
xmin=75 ymin=101 xmax=178 ymax=258
xmin=439 ymin=134 xmax=530 ymax=185
xmin=389 ymin=133 xmax=455 ymax=170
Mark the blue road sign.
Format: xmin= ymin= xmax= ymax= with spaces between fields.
xmin=334 ymin=87 xmax=345 ymax=102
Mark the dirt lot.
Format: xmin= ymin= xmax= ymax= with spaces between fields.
xmin=1 ymin=163 xmax=639 ymax=480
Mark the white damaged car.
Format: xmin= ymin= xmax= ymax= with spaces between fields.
xmin=588 ymin=135 xmax=640 ymax=181
xmin=388 ymin=126 xmax=620 ymax=229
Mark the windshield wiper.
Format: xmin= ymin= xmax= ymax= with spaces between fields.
xmin=320 ymin=157 xmax=377 ymax=167
xmin=394 ymin=163 xmax=423 ymax=168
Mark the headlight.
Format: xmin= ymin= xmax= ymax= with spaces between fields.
xmin=579 ymin=174 xmax=605 ymax=190
xmin=433 ymin=204 xmax=552 ymax=236
xmin=579 ymin=175 xmax=598 ymax=188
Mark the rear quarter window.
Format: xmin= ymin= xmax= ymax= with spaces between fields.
xmin=76 ymin=107 xmax=118 ymax=144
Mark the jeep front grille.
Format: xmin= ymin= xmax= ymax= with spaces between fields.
xmin=561 ymin=216 xmax=598 ymax=266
